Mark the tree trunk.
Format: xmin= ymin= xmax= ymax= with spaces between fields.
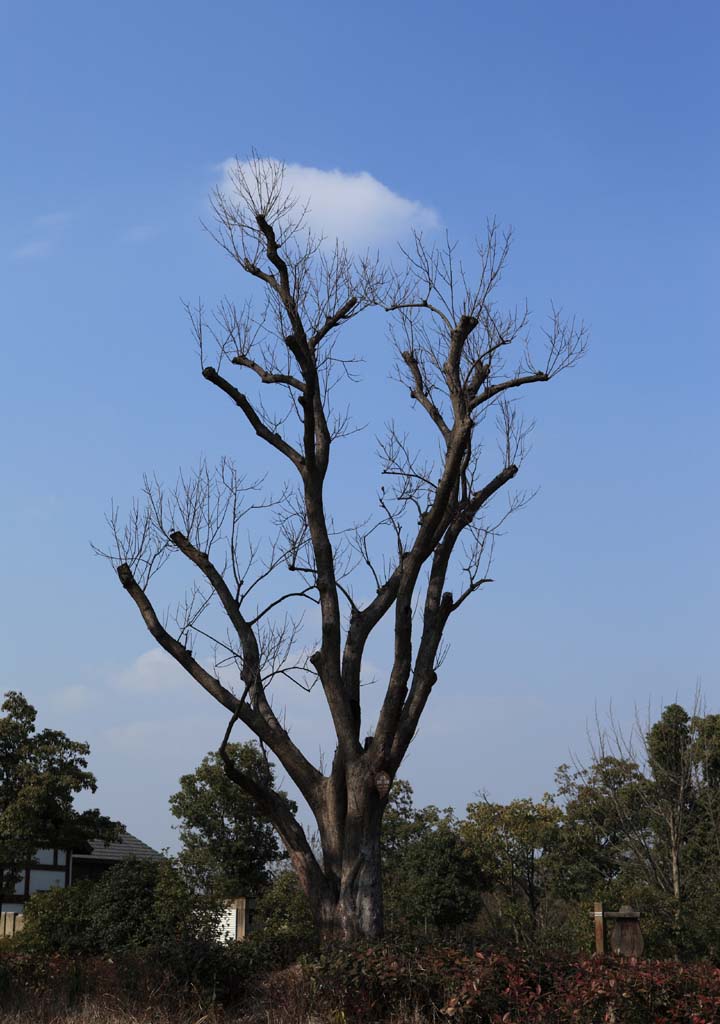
xmin=318 ymin=848 xmax=384 ymax=941
xmin=312 ymin=771 xmax=385 ymax=941
xmin=665 ymin=818 xmax=684 ymax=957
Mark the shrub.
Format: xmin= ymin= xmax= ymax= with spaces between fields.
xmin=308 ymin=944 xmax=720 ymax=1023
xmin=251 ymin=868 xmax=317 ymax=962
xmin=18 ymin=858 xmax=220 ymax=965
xmin=3 ymin=944 xmax=720 ymax=1022
xmin=11 ymin=881 xmax=97 ymax=954
xmin=12 ymin=863 xmax=314 ymax=1006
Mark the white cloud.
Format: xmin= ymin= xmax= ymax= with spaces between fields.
xmin=105 ymin=719 xmax=166 ymax=753
xmin=111 ymin=648 xmax=189 ymax=694
xmin=219 ymin=158 xmax=440 ymax=248
xmin=11 ymin=212 xmax=71 ymax=262
xmin=51 ymin=684 xmax=96 ymax=711
xmin=12 ymin=239 xmax=52 ymax=262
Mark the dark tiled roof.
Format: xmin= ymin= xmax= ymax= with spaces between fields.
xmin=72 ymin=830 xmax=163 ymax=863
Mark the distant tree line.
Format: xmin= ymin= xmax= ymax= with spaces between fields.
xmin=379 ymin=701 xmax=720 ymax=960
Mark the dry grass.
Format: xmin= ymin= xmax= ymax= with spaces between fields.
xmin=0 ymin=1005 xmax=225 ymax=1024
xmin=0 ymin=975 xmax=429 ymax=1024
xmin=0 ymin=1004 xmax=428 ymax=1024
xmin=0 ymin=969 xmax=332 ymax=1024
xmin=0 ymin=1010 xmax=224 ymax=1024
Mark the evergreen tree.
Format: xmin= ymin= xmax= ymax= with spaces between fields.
xmin=0 ymin=691 xmax=119 ymax=900
xmin=170 ymin=741 xmax=287 ymax=899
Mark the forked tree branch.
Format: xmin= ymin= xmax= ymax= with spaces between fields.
xmin=201 ymin=366 xmax=304 ymax=467
xmin=116 ymin=561 xmax=323 ymax=803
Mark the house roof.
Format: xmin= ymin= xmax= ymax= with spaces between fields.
xmin=72 ymin=830 xmax=163 ymax=863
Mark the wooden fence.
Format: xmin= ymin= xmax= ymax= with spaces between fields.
xmin=0 ymin=911 xmax=24 ymax=939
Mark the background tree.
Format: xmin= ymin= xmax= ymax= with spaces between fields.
xmin=555 ymin=700 xmax=720 ymax=957
xmin=382 ymin=780 xmax=484 ymax=935
xmin=461 ymin=796 xmax=562 ymax=946
xmin=170 ymin=741 xmax=288 ymax=899
xmin=102 ymin=156 xmax=586 ymax=939
xmin=0 ymin=691 xmax=120 ymax=901
xmin=553 ymin=756 xmax=647 ymax=901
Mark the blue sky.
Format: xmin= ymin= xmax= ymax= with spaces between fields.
xmin=2 ymin=1 xmax=718 ymax=851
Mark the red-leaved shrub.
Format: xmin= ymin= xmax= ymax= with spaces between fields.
xmin=309 ymin=945 xmax=720 ymax=1023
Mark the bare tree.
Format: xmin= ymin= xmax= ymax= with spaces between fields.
xmin=100 ymin=157 xmax=586 ymax=939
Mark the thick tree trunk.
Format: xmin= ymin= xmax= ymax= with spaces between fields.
xmin=308 ymin=771 xmax=385 ymax=941
xmin=317 ymin=848 xmax=384 ymax=941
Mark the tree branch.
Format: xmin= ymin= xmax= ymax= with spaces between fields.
xmin=383 ymin=462 xmax=519 ymax=764
xmin=201 ymin=366 xmax=304 ymax=467
xmin=231 ymin=353 xmax=306 ymax=392
xmin=310 ymin=296 xmax=359 ymax=349
xmin=470 ymin=371 xmax=550 ymax=410
xmin=219 ymin=711 xmax=328 ymax=904
xmin=401 ymin=349 xmax=451 ymax=441
xmin=117 ymin=561 xmax=323 ymax=802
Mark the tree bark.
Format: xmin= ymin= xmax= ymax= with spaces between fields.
xmin=319 ymin=842 xmax=383 ymax=937
xmin=317 ymin=846 xmax=383 ymax=941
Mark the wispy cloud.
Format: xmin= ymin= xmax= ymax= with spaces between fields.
xmin=105 ymin=718 xmax=167 ymax=753
xmin=51 ymin=684 xmax=96 ymax=711
xmin=219 ymin=158 xmax=440 ymax=248
xmin=122 ymin=224 xmax=159 ymax=244
xmin=11 ymin=211 xmax=71 ymax=262
xmin=34 ymin=210 xmax=71 ymax=229
xmin=12 ymin=239 xmax=53 ymax=262
xmin=111 ymin=648 xmax=190 ymax=694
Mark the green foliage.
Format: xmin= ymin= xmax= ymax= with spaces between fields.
xmin=553 ymin=756 xmax=646 ymax=898
xmin=553 ymin=704 xmax=720 ymax=958
xmin=242 ymin=870 xmax=319 ymax=966
xmin=13 ymin=698 xmax=720 ymax=972
xmin=169 ymin=741 xmax=287 ymax=899
xmin=13 ymin=881 xmax=97 ymax=953
xmin=462 ymin=796 xmax=567 ymax=948
xmin=373 ymin=704 xmax=720 ymax=958
xmin=19 ymin=857 xmax=219 ymax=958
xmin=694 ymin=713 xmax=720 ymax=787
xmin=255 ymin=868 xmax=314 ymax=934
xmin=0 ymin=691 xmax=121 ymax=898
xmin=17 ymin=855 xmax=317 ymax=1003
xmin=382 ymin=780 xmax=484 ymax=934
xmin=647 ymin=703 xmax=692 ymax=791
